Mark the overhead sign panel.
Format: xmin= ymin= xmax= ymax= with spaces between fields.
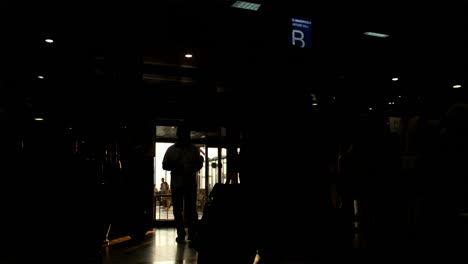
xmin=289 ymin=18 xmax=312 ymax=48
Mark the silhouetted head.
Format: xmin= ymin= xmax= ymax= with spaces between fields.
xmin=161 ymin=178 xmax=165 ymax=183
xmin=176 ymin=125 xmax=191 ymax=143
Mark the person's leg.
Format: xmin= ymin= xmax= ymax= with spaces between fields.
xmin=171 ymin=187 xmax=186 ymax=242
xmin=186 ymin=186 xmax=199 ymax=240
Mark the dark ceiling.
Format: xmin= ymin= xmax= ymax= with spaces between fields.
xmin=1 ymin=0 xmax=467 ymax=125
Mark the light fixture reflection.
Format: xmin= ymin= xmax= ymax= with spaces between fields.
xmin=364 ymin=32 xmax=389 ymax=38
xmin=453 ymin=85 xmax=462 ymax=89
xmin=45 ymin=39 xmax=54 ymax=43
xmin=232 ymin=1 xmax=261 ymax=11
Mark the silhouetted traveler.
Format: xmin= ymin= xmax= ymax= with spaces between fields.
xmin=160 ymin=177 xmax=171 ymax=208
xmin=160 ymin=177 xmax=169 ymax=193
xmin=163 ymin=125 xmax=204 ymax=243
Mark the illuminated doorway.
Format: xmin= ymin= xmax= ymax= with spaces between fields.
xmin=153 ymin=125 xmax=228 ymax=222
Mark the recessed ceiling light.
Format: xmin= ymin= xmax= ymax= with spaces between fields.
xmin=34 ymin=117 xmax=44 ymax=121
xmin=45 ymin=39 xmax=54 ymax=43
xmin=364 ymin=32 xmax=389 ymax=38
xmin=231 ymin=1 xmax=261 ymax=11
xmin=185 ymin=54 xmax=193 ymax=58
xmin=398 ymin=95 xmax=402 ymax=98
xmin=453 ymin=85 xmax=462 ymax=89
xmin=392 ymin=78 xmax=399 ymax=81
xmin=37 ymin=75 xmax=44 ymax=79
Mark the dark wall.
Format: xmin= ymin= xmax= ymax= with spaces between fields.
xmin=0 ymin=109 xmax=156 ymax=262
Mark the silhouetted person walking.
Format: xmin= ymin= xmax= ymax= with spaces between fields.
xmin=159 ymin=177 xmax=171 ymax=208
xmin=160 ymin=177 xmax=169 ymax=193
xmin=163 ymin=125 xmax=204 ymax=243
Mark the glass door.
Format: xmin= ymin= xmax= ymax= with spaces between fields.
xmin=153 ymin=125 xmax=230 ymax=222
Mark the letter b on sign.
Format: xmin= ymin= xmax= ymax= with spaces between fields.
xmin=292 ymin=30 xmax=305 ymax=48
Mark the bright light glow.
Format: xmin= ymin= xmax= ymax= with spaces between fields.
xmin=37 ymin=75 xmax=44 ymax=79
xmin=392 ymin=78 xmax=399 ymax=81
xmin=453 ymin=85 xmax=462 ymax=88
xmin=364 ymin=32 xmax=389 ymax=38
xmin=155 ymin=143 xmax=174 ymax=186
xmin=34 ymin=118 xmax=44 ymax=121
xmin=185 ymin=54 xmax=193 ymax=58
xmin=231 ymin=1 xmax=261 ymax=11
xmin=369 ymin=108 xmax=373 ymax=111
xmin=45 ymin=39 xmax=54 ymax=43
xmin=312 ymin=103 xmax=318 ymax=106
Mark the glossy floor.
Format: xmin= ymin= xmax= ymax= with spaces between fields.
xmin=103 ymin=228 xmax=199 ymax=264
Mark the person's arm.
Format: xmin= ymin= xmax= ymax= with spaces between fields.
xmin=193 ymin=146 xmax=204 ymax=171
xmin=196 ymin=154 xmax=204 ymax=171
xmin=162 ymin=147 xmax=174 ymax=171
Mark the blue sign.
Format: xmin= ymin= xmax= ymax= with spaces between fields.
xmin=289 ymin=18 xmax=312 ymax=48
